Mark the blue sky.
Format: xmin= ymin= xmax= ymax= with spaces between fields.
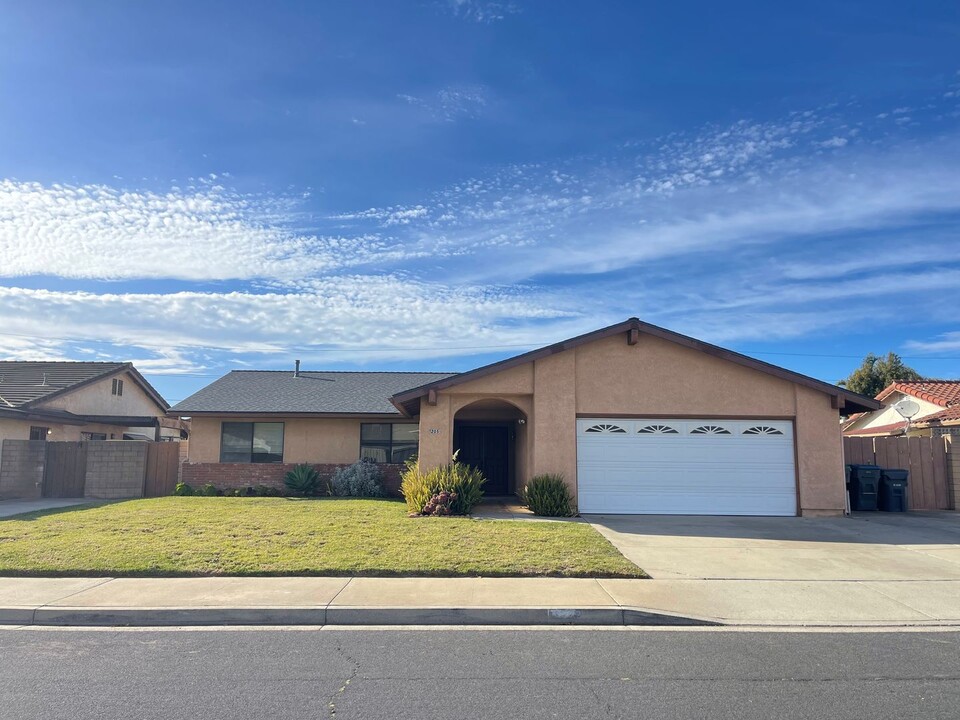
xmin=1 ymin=0 xmax=959 ymax=405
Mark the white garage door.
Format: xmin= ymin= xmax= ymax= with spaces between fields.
xmin=577 ymin=418 xmax=796 ymax=516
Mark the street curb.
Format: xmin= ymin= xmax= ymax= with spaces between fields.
xmin=1 ymin=606 xmax=720 ymax=627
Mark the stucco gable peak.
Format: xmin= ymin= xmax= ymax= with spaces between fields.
xmin=389 ymin=318 xmax=880 ymax=416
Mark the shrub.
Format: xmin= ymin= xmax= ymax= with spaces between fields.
xmin=436 ymin=458 xmax=485 ymax=515
xmin=330 ymin=459 xmax=384 ymax=497
xmin=172 ymin=482 xmax=194 ymax=496
xmin=400 ymin=458 xmax=433 ymax=514
xmin=284 ymin=463 xmax=321 ymax=496
xmin=422 ymin=491 xmax=457 ymax=516
xmin=198 ymin=483 xmax=220 ymax=497
xmin=523 ymin=474 xmax=574 ymax=517
xmin=401 ymin=453 xmax=486 ymax=516
xmin=254 ymin=484 xmax=283 ymax=497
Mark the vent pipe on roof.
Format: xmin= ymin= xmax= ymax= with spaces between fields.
xmin=294 ymin=359 xmax=301 ymax=378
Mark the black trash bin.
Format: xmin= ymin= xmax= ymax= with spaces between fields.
xmin=878 ymin=469 xmax=909 ymax=512
xmin=848 ymin=465 xmax=881 ymax=511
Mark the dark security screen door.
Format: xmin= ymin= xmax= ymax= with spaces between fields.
xmin=455 ymin=425 xmax=509 ymax=495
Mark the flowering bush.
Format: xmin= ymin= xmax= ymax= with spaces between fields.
xmin=422 ymin=491 xmax=458 ymax=516
xmin=401 ymin=452 xmax=485 ymax=516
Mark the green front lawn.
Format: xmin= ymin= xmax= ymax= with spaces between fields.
xmin=0 ymin=497 xmax=646 ymax=578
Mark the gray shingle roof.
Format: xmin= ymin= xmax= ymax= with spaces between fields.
xmin=169 ymin=371 xmax=458 ymax=415
xmin=0 ymin=362 xmax=129 ymax=409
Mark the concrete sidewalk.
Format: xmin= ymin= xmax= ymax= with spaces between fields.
xmin=2 ymin=576 xmax=959 ymax=628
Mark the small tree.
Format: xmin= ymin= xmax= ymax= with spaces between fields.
xmin=839 ymin=352 xmax=923 ymax=398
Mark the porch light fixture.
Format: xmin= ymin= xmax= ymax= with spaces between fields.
xmin=517 ymin=419 xmax=526 ymax=425
xmin=893 ymin=399 xmax=921 ymax=436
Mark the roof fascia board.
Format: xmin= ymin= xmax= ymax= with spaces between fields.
xmin=391 ymin=319 xmax=638 ymax=405
xmin=390 ymin=318 xmax=881 ymax=413
xmin=23 ymin=362 xmax=168 ymax=413
xmin=166 ymin=411 xmax=407 ymax=419
xmin=122 ymin=366 xmax=170 ymax=411
xmin=23 ymin=363 xmax=169 ymax=413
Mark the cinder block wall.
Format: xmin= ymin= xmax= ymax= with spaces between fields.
xmin=84 ymin=441 xmax=148 ymax=499
xmin=0 ymin=440 xmax=46 ymax=499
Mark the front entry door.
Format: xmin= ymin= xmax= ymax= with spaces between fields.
xmin=454 ymin=425 xmax=509 ymax=495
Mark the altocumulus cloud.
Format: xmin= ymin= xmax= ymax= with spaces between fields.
xmin=0 ymin=179 xmax=411 ymax=281
xmin=0 ymin=280 xmax=586 ymax=368
xmin=2 ymin=88 xmax=960 ymax=371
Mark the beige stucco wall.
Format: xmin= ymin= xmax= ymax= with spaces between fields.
xmin=845 ymin=391 xmax=942 ymax=432
xmin=38 ymin=371 xmax=164 ymax=418
xmin=417 ymin=330 xmax=847 ymax=515
xmin=187 ymin=416 xmax=412 ymax=464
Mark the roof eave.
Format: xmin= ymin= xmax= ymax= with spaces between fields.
xmin=167 ymin=410 xmax=407 ymax=419
xmin=21 ymin=362 xmax=170 ymax=413
xmin=390 ymin=318 xmax=882 ymax=414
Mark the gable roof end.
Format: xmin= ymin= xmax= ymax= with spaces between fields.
xmin=0 ymin=361 xmax=168 ymax=412
xmin=390 ymin=318 xmax=882 ymax=416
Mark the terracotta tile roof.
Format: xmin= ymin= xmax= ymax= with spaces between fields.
xmin=916 ymin=406 xmax=960 ymax=426
xmin=876 ymin=380 xmax=960 ymax=407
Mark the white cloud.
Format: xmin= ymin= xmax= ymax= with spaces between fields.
xmin=328 ymin=204 xmax=429 ymax=227
xmin=816 ymin=136 xmax=848 ymax=148
xmin=0 ymin=180 xmax=408 ymax=281
xmin=0 ymin=280 xmax=589 ymax=365
xmin=397 ymin=85 xmax=488 ymax=122
xmin=903 ymin=332 xmax=960 ymax=354
xmin=3 ymin=93 xmax=960 ymax=380
xmin=442 ymin=0 xmax=519 ymax=23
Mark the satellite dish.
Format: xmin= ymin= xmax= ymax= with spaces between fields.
xmin=893 ymin=399 xmax=921 ymax=420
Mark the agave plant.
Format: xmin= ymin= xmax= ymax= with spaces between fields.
xmin=283 ymin=463 xmax=321 ymax=496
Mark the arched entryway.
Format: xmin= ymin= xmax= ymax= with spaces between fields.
xmin=453 ymin=399 xmax=528 ymax=497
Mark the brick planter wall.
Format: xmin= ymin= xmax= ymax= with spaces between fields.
xmin=180 ymin=462 xmax=404 ymax=497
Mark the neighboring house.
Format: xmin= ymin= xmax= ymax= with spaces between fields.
xmin=842 ymin=380 xmax=960 ymax=438
xmin=0 ymin=362 xmax=174 ymax=467
xmin=172 ymin=318 xmax=878 ymax=517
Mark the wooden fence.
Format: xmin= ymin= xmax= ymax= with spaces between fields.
xmin=144 ymin=442 xmax=180 ymax=497
xmin=42 ymin=442 xmax=88 ymax=498
xmin=0 ymin=440 xmax=184 ymax=500
xmin=843 ymin=436 xmax=952 ymax=510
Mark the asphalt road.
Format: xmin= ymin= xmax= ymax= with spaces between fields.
xmin=1 ymin=627 xmax=959 ymax=719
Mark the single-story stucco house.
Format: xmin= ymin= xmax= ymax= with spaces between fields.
xmin=170 ymin=318 xmax=880 ymax=516
xmin=0 ymin=362 xmax=180 ymax=454
xmin=843 ymin=380 xmax=960 ymax=438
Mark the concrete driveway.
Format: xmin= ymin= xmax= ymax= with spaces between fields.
xmin=585 ymin=512 xmax=960 ymax=581
xmin=0 ymin=498 xmax=92 ymax=519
